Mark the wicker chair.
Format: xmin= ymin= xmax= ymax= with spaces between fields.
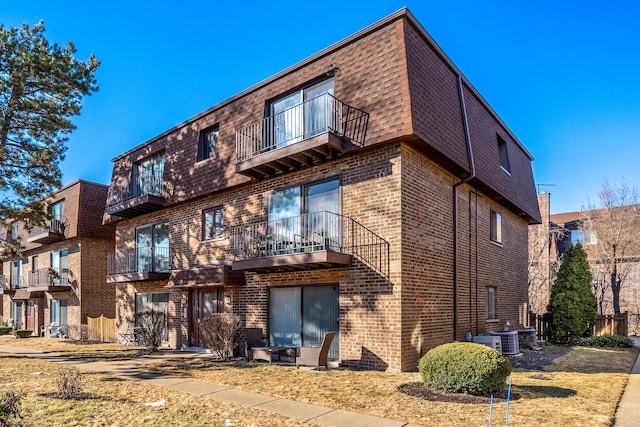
xmin=243 ymin=327 xmax=268 ymax=361
xmin=296 ymin=331 xmax=336 ymax=370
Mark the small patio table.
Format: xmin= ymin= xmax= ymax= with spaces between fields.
xmin=252 ymin=346 xmax=297 ymax=364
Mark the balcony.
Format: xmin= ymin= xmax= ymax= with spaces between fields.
xmin=27 ymin=218 xmax=67 ymax=244
xmin=231 ymin=211 xmax=389 ymax=275
xmin=106 ymin=171 xmax=168 ymax=218
xmin=107 ymin=246 xmax=171 ymax=283
xmin=235 ymin=93 xmax=369 ymax=179
xmin=26 ymin=268 xmax=71 ymax=292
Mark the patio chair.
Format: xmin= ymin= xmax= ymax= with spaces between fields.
xmin=243 ymin=327 xmax=268 ymax=361
xmin=296 ymin=331 xmax=336 ymax=370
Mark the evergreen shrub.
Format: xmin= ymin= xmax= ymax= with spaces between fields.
xmin=418 ymin=342 xmax=511 ymax=395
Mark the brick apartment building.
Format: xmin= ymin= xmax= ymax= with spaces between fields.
xmin=105 ymin=8 xmax=540 ymax=371
xmin=0 ymin=180 xmax=115 ymax=334
xmin=530 ymin=193 xmax=640 ymax=332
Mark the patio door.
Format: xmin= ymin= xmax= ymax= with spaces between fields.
xmin=269 ymin=285 xmax=339 ymax=359
xmin=303 ymin=179 xmax=340 ymax=250
xmin=10 ymin=301 xmax=24 ymax=329
xmin=267 ymin=178 xmax=340 ymax=252
xmin=190 ymin=288 xmax=223 ymax=347
xmin=26 ymin=300 xmax=35 ymax=332
xmin=271 ymin=79 xmax=334 ymax=148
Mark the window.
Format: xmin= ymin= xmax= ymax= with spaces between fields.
xmin=497 ymin=135 xmax=511 ymax=174
xmin=10 ymin=260 xmax=22 ymax=288
xmin=6 ymin=221 xmax=18 ymax=240
xmin=487 ymin=287 xmax=497 ymax=320
xmin=51 ymin=299 xmax=68 ymax=325
xmin=133 ymin=152 xmax=165 ymax=197
xmin=490 ymin=210 xmax=502 ymax=244
xmin=49 ymin=200 xmax=65 ymax=220
xmin=136 ymin=292 xmax=169 ymax=341
xmin=203 ymin=207 xmax=224 ymax=240
xmin=136 ymin=222 xmax=169 ymax=272
xmin=32 ymin=255 xmax=38 ymax=272
xmin=572 ymin=229 xmax=597 ymax=245
xmin=199 ymin=125 xmax=219 ymax=160
xmin=270 ymin=79 xmax=334 ymax=148
xmin=50 ymin=249 xmax=69 ymax=284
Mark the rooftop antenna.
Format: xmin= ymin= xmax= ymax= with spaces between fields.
xmin=537 ymin=183 xmax=556 ymax=193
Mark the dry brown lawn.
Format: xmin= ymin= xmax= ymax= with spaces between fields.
xmin=0 ymin=336 xmax=637 ymax=426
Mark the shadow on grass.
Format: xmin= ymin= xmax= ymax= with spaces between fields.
xmin=514 ymin=384 xmax=577 ymax=399
xmin=397 ymin=382 xmax=522 ymax=404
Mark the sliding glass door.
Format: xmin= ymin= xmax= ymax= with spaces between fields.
xmin=270 ymin=79 xmax=334 ymax=149
xmin=269 ymin=285 xmax=339 ymax=359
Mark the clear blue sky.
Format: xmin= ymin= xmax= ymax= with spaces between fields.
xmin=3 ymin=1 xmax=639 ymax=214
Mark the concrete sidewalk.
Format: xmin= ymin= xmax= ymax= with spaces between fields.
xmin=614 ymin=336 xmax=640 ymax=427
xmin=0 ymin=345 xmax=423 ymax=427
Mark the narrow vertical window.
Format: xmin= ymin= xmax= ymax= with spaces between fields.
xmin=497 ymin=135 xmax=511 ymax=173
xmin=203 ymin=207 xmax=224 ymax=240
xmin=487 ymin=287 xmax=497 ymax=320
xmin=490 ymin=209 xmax=502 ymax=244
xmin=200 ymin=125 xmax=219 ymax=160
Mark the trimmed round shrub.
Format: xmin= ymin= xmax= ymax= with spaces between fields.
xmin=418 ymin=342 xmax=511 ymax=395
xmin=579 ymin=335 xmax=634 ymax=348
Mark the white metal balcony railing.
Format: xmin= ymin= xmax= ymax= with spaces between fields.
xmin=107 ymin=171 xmax=167 ymax=208
xmin=231 ymin=211 xmax=389 ymax=277
xmin=236 ymin=93 xmax=369 ymax=162
xmin=9 ymin=274 xmax=22 ymax=290
xmin=107 ymin=246 xmax=170 ymax=275
xmin=27 ymin=267 xmax=69 ymax=287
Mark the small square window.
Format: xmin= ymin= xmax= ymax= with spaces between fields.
xmin=497 ymin=135 xmax=511 ymax=174
xmin=487 ymin=287 xmax=497 ymax=320
xmin=490 ymin=210 xmax=502 ymax=244
xmin=204 ymin=207 xmax=224 ymax=240
xmin=200 ymin=125 xmax=219 ymax=161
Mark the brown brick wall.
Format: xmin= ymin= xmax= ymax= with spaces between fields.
xmin=107 ymin=17 xmax=412 ymax=209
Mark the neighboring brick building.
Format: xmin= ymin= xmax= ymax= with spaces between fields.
xmin=0 ymin=180 xmax=115 ymax=335
xmin=105 ymin=9 xmax=540 ymax=371
xmin=530 ymin=195 xmax=640 ymax=333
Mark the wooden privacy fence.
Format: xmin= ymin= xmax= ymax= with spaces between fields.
xmin=87 ymin=315 xmax=117 ymax=342
xmin=528 ymin=311 xmax=629 ymax=341
xmin=594 ymin=312 xmax=628 ymax=336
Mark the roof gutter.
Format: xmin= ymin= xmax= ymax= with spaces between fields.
xmin=453 ymin=75 xmax=476 ymax=341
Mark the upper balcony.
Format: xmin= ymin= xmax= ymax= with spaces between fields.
xmin=26 ymin=218 xmax=67 ymax=244
xmin=106 ymin=171 xmax=168 ymax=219
xmin=231 ymin=211 xmax=389 ymax=276
xmin=27 ymin=268 xmax=71 ymax=292
xmin=235 ymin=93 xmax=369 ymax=179
xmin=107 ymin=246 xmax=171 ymax=283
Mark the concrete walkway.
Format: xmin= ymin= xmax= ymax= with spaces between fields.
xmin=614 ymin=336 xmax=640 ymax=427
xmin=0 ymin=345 xmax=422 ymax=427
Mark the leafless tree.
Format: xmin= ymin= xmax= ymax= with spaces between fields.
xmin=528 ymin=219 xmax=566 ymax=314
xmin=580 ymin=181 xmax=640 ymax=314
